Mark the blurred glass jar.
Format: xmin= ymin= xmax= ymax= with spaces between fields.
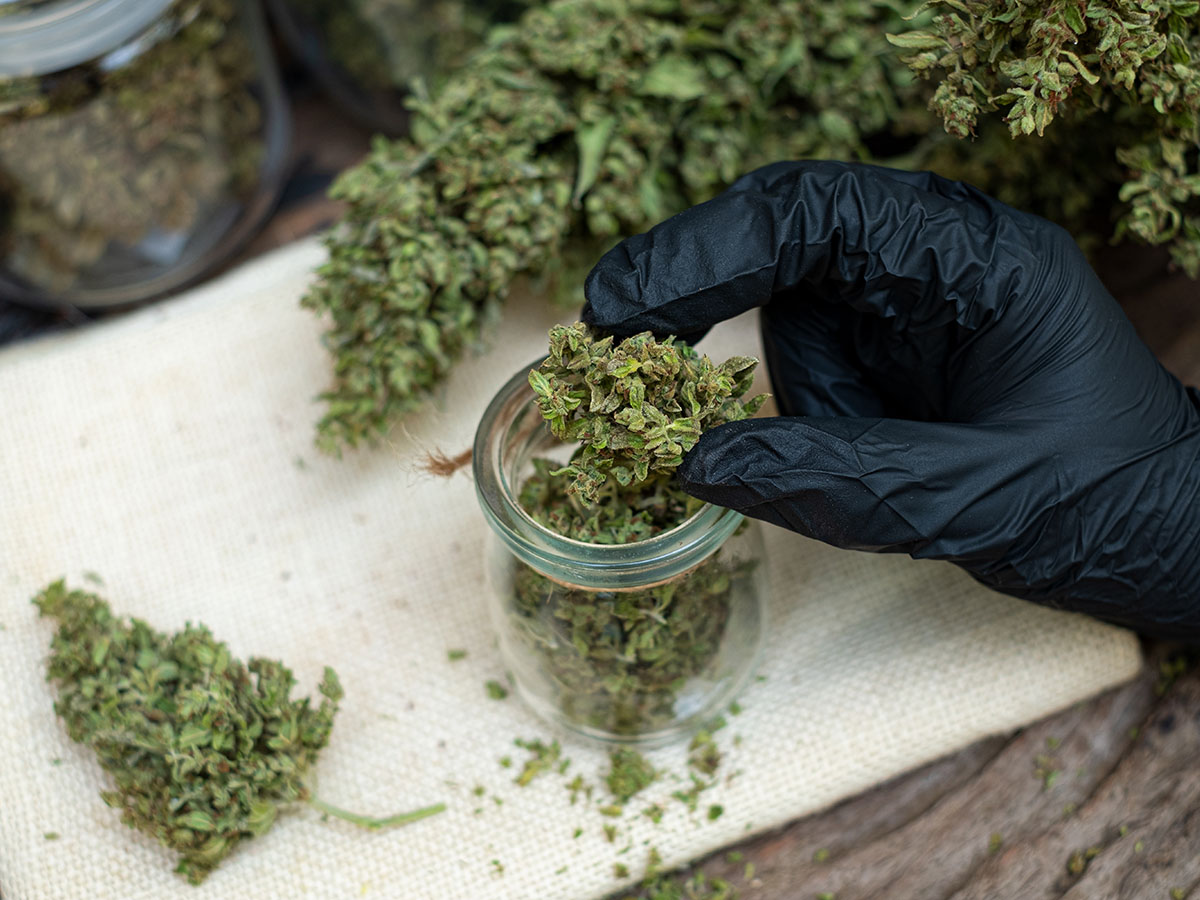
xmin=474 ymin=364 xmax=768 ymax=747
xmin=266 ymin=0 xmax=530 ymax=135
xmin=0 ymin=0 xmax=290 ymax=309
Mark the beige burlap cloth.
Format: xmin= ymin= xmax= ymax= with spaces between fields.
xmin=0 ymin=239 xmax=1141 ymax=900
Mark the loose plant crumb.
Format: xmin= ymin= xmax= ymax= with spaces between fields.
xmin=513 ymin=738 xmax=561 ymax=786
xmin=689 ymin=730 xmax=723 ymax=778
xmin=605 ymin=749 xmax=658 ymax=805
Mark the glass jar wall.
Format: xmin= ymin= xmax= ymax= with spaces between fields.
xmin=266 ymin=0 xmax=531 ymax=135
xmin=0 ymin=0 xmax=290 ymax=309
xmin=474 ymin=364 xmax=768 ymax=747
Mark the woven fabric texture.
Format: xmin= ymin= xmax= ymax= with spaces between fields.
xmin=0 ymin=239 xmax=1142 ymax=900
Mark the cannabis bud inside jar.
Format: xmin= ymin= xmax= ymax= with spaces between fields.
xmin=0 ymin=0 xmax=290 ymax=309
xmin=474 ymin=323 xmax=768 ymax=745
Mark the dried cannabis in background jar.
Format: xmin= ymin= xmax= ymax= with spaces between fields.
xmin=33 ymin=580 xmax=444 ymax=883
xmin=474 ymin=324 xmax=768 ymax=742
xmin=308 ymin=0 xmax=1200 ymax=454
xmin=267 ymin=0 xmax=531 ymax=133
xmin=0 ymin=0 xmax=290 ymax=308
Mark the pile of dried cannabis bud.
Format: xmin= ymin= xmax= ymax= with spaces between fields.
xmin=0 ymin=0 xmax=266 ymax=294
xmin=33 ymin=580 xmax=442 ymax=883
xmin=305 ymin=0 xmax=1200 ymax=453
xmin=501 ymin=325 xmax=762 ymax=735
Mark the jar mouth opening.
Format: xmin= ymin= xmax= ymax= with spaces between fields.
xmin=473 ymin=360 xmax=743 ymax=590
xmin=505 ymin=461 xmax=712 ymax=553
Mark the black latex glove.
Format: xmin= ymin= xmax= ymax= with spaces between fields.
xmin=583 ymin=161 xmax=1200 ymax=639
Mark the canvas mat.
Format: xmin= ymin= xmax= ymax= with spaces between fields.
xmin=0 ymin=238 xmax=1142 ymax=900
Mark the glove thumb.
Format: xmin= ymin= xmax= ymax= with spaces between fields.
xmin=677 ymin=416 xmax=1029 ymax=559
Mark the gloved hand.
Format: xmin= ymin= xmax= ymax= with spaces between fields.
xmin=583 ymin=161 xmax=1200 ymax=639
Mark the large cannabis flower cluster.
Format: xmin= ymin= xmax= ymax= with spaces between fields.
xmin=305 ymin=0 xmax=1200 ymax=452
xmin=529 ymin=323 xmax=766 ymax=503
xmin=302 ymin=0 xmax=921 ymax=452
xmin=34 ymin=581 xmax=342 ymax=884
xmin=892 ymin=0 xmax=1200 ymax=275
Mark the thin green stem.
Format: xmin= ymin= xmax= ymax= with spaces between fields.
xmin=308 ymin=796 xmax=447 ymax=831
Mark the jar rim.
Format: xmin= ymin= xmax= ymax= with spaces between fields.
xmin=473 ymin=360 xmax=744 ymax=590
xmin=0 ymin=0 xmax=173 ymax=77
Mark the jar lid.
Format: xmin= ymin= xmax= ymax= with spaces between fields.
xmin=0 ymin=0 xmax=175 ymax=77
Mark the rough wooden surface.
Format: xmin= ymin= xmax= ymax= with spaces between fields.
xmin=695 ymin=646 xmax=1200 ymax=900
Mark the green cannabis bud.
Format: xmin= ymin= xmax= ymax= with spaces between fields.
xmin=34 ymin=580 xmax=341 ymax=884
xmin=890 ymin=0 xmax=1200 ymax=275
xmin=529 ymin=323 xmax=766 ymax=503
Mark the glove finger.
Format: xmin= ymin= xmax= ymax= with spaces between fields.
xmin=676 ymin=416 xmax=1042 ymax=562
xmin=583 ymin=159 xmax=1066 ymax=339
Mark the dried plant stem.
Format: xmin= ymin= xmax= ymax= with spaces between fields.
xmin=307 ymin=796 xmax=447 ymax=830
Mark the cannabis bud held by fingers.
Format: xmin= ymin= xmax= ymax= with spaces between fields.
xmin=527 ymin=323 xmax=768 ymax=504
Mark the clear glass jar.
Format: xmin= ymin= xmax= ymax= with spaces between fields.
xmin=474 ymin=363 xmax=768 ymax=747
xmin=0 ymin=0 xmax=290 ymax=309
xmin=266 ymin=0 xmax=531 ymax=135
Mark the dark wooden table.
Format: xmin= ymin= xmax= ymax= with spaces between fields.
xmin=7 ymin=87 xmax=1199 ymax=900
